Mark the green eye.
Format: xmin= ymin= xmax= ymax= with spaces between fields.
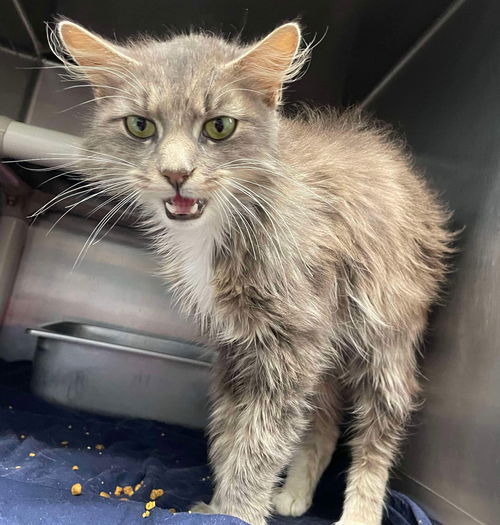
xmin=125 ymin=115 xmax=156 ymax=139
xmin=203 ymin=116 xmax=237 ymax=141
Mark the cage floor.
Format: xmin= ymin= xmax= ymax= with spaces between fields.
xmin=0 ymin=361 xmax=435 ymax=525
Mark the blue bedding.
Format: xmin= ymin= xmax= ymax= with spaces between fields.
xmin=0 ymin=362 xmax=436 ymax=525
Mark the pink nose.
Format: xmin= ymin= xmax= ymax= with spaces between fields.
xmin=162 ymin=169 xmax=193 ymax=188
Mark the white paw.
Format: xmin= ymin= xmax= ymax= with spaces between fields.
xmin=190 ymin=501 xmax=218 ymax=514
xmin=273 ymin=488 xmax=312 ymax=517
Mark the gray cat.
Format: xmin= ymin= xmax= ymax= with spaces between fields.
xmin=52 ymin=20 xmax=452 ymax=525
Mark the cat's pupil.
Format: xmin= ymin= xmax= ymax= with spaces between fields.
xmin=136 ymin=117 xmax=146 ymax=131
xmin=214 ymin=118 xmax=224 ymax=133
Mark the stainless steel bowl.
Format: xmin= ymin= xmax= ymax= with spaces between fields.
xmin=28 ymin=322 xmax=214 ymax=428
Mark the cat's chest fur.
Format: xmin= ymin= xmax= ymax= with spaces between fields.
xmin=165 ymin=225 xmax=218 ymax=321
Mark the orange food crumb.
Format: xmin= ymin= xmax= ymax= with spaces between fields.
xmin=95 ymin=444 xmax=105 ymax=451
xmin=15 ymin=466 xmax=21 ymax=469
xmin=71 ymin=483 xmax=82 ymax=496
xmin=99 ymin=491 xmax=110 ymax=498
xmin=149 ymin=488 xmax=164 ymax=500
xmin=145 ymin=501 xmax=156 ymax=511
xmin=142 ymin=511 xmax=150 ymax=518
xmin=119 ymin=497 xmax=129 ymax=501
xmin=72 ymin=465 xmax=79 ymax=471
xmin=114 ymin=486 xmax=123 ymax=496
xmin=28 ymin=452 xmax=36 ymax=457
xmin=168 ymin=508 xmax=176 ymax=514
xmin=134 ymin=482 xmax=143 ymax=491
xmin=123 ymin=485 xmax=134 ymax=497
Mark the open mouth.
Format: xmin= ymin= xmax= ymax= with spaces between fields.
xmin=163 ymin=194 xmax=207 ymax=221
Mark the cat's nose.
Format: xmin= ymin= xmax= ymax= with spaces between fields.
xmin=161 ymin=169 xmax=193 ymax=188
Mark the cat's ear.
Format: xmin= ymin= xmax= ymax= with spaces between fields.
xmin=54 ymin=20 xmax=139 ymax=93
xmin=229 ymin=23 xmax=304 ymax=107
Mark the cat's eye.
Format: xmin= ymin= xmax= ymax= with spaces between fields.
xmin=125 ymin=116 xmax=156 ymax=139
xmin=202 ymin=116 xmax=237 ymax=141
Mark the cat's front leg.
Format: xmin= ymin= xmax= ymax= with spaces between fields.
xmin=194 ymin=341 xmax=324 ymax=525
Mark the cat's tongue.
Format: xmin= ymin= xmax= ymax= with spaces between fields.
xmin=164 ymin=194 xmax=206 ymax=220
xmin=171 ymin=194 xmax=197 ymax=214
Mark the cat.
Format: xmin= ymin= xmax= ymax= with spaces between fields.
xmin=52 ymin=19 xmax=452 ymax=525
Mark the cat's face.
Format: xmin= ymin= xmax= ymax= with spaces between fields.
xmin=55 ymin=21 xmax=304 ymax=235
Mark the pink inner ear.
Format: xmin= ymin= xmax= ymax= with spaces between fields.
xmin=266 ymin=24 xmax=300 ymax=57
xmin=231 ymin=24 xmax=301 ymax=106
xmin=239 ymin=24 xmax=300 ymax=71
xmin=59 ymin=22 xmax=136 ymax=69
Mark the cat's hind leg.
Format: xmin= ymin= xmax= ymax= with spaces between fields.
xmin=336 ymin=339 xmax=419 ymax=525
xmin=273 ymin=377 xmax=343 ymax=517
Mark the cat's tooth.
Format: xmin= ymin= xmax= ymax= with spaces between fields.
xmin=165 ymin=201 xmax=177 ymax=214
xmin=189 ymin=202 xmax=199 ymax=214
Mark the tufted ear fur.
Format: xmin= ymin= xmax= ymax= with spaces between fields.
xmin=54 ymin=20 xmax=140 ymax=95
xmin=228 ymin=23 xmax=304 ymax=107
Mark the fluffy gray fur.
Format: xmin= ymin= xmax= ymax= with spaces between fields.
xmin=52 ymin=20 xmax=452 ymax=525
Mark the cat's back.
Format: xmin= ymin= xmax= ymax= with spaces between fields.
xmin=278 ymin=107 xmax=452 ymax=304
xmin=279 ymin=107 xmax=412 ymax=185
xmin=278 ymin=107 xmax=445 ymax=231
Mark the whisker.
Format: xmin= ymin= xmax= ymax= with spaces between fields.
xmin=43 ymin=182 xmax=132 ymax=234
xmin=58 ymin=94 xmax=137 ymax=113
xmin=62 ymin=83 xmax=131 ymax=96
xmin=36 ymin=166 xmax=131 ymax=188
xmin=225 ymin=177 xmax=314 ymax=277
xmin=72 ymin=191 xmax=140 ymax=269
xmin=217 ymin=187 xmax=259 ymax=260
xmin=93 ymin=195 xmax=140 ymax=245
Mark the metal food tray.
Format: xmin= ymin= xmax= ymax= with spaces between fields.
xmin=28 ymin=322 xmax=214 ymax=428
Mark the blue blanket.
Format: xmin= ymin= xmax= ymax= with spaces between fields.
xmin=0 ymin=362 xmax=435 ymax=525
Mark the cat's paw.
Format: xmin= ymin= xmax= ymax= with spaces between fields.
xmin=190 ymin=501 xmax=218 ymax=514
xmin=273 ymin=487 xmax=312 ymax=517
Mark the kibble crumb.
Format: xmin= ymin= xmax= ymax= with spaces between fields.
xmin=72 ymin=465 xmax=79 ymax=471
xmin=71 ymin=483 xmax=82 ymax=496
xmin=114 ymin=486 xmax=123 ymax=496
xmin=149 ymin=488 xmax=164 ymax=500
xmin=145 ymin=501 xmax=156 ymax=511
xmin=123 ymin=485 xmax=134 ymax=497
xmin=119 ymin=497 xmax=129 ymax=501
xmin=142 ymin=511 xmax=150 ymax=518
xmin=95 ymin=444 xmax=105 ymax=451
xmin=168 ymin=508 xmax=177 ymax=514
xmin=28 ymin=452 xmax=36 ymax=457
xmin=99 ymin=491 xmax=110 ymax=498
xmin=15 ymin=466 xmax=21 ymax=469
xmin=134 ymin=482 xmax=142 ymax=491
xmin=61 ymin=441 xmax=69 ymax=446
